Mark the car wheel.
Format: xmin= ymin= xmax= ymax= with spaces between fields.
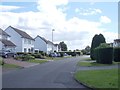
xmin=5 ymin=54 xmax=8 ymax=58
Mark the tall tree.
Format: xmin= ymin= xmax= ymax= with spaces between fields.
xmin=90 ymin=34 xmax=106 ymax=60
xmin=59 ymin=41 xmax=67 ymax=51
xmin=85 ymin=46 xmax=91 ymax=53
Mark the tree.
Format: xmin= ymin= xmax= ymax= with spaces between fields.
xmin=90 ymin=34 xmax=106 ymax=60
xmin=59 ymin=41 xmax=67 ymax=51
xmin=85 ymin=46 xmax=91 ymax=53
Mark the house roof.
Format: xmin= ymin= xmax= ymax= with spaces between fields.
xmin=0 ymin=39 xmax=16 ymax=46
xmin=54 ymin=44 xmax=58 ymax=46
xmin=9 ymin=26 xmax=34 ymax=40
xmin=47 ymin=40 xmax=54 ymax=44
xmin=114 ymin=39 xmax=120 ymax=42
xmin=35 ymin=35 xmax=57 ymax=45
xmin=35 ymin=35 xmax=48 ymax=43
xmin=0 ymin=28 xmax=10 ymax=37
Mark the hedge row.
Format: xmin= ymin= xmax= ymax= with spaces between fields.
xmin=15 ymin=53 xmax=45 ymax=61
xmin=95 ymin=47 xmax=120 ymax=64
xmin=94 ymin=47 xmax=113 ymax=64
xmin=114 ymin=48 xmax=120 ymax=62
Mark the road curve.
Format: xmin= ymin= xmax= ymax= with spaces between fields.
xmin=3 ymin=56 xmax=90 ymax=89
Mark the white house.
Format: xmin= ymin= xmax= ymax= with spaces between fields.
xmin=113 ymin=39 xmax=120 ymax=47
xmin=34 ymin=35 xmax=58 ymax=54
xmin=0 ymin=28 xmax=16 ymax=51
xmin=5 ymin=26 xmax=34 ymax=53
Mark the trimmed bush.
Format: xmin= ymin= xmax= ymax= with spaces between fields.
xmin=15 ymin=54 xmax=35 ymax=61
xmin=17 ymin=52 xmax=25 ymax=55
xmin=114 ymin=48 xmax=120 ymax=62
xmin=22 ymin=54 xmax=35 ymax=61
xmin=31 ymin=53 xmax=42 ymax=58
xmin=97 ymin=47 xmax=113 ymax=64
xmin=94 ymin=48 xmax=100 ymax=63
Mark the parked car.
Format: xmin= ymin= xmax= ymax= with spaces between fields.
xmin=64 ymin=53 xmax=68 ymax=56
xmin=49 ymin=53 xmax=56 ymax=57
xmin=56 ymin=53 xmax=61 ymax=57
xmin=0 ymin=50 xmax=17 ymax=58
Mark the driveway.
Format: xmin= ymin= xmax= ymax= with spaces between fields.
xmin=2 ymin=56 xmax=90 ymax=89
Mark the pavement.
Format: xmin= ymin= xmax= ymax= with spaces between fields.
xmin=2 ymin=56 xmax=90 ymax=89
xmin=76 ymin=64 xmax=118 ymax=71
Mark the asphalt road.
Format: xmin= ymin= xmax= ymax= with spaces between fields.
xmin=2 ymin=56 xmax=90 ymax=89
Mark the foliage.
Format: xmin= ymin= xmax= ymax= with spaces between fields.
xmin=94 ymin=47 xmax=113 ymax=64
xmin=90 ymin=34 xmax=106 ymax=60
xmin=81 ymin=49 xmax=86 ymax=55
xmin=98 ymin=43 xmax=111 ymax=48
xmin=17 ymin=52 xmax=25 ymax=55
xmin=31 ymin=53 xmax=43 ymax=58
xmin=59 ymin=41 xmax=67 ymax=51
xmin=85 ymin=46 xmax=91 ymax=54
xmin=15 ymin=54 xmax=35 ymax=61
xmin=114 ymin=48 xmax=120 ymax=62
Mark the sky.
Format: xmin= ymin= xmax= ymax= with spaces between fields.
xmin=0 ymin=0 xmax=119 ymax=50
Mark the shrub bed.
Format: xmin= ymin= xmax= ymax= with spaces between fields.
xmin=15 ymin=54 xmax=35 ymax=61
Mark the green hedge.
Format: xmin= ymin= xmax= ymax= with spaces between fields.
xmin=114 ymin=48 xmax=120 ymax=62
xmin=15 ymin=54 xmax=35 ymax=61
xmin=95 ymin=47 xmax=113 ymax=64
xmin=99 ymin=48 xmax=113 ymax=64
xmin=94 ymin=48 xmax=100 ymax=63
xmin=31 ymin=53 xmax=42 ymax=58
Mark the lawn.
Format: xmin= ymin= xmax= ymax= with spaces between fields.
xmin=74 ymin=69 xmax=119 ymax=89
xmin=27 ymin=59 xmax=48 ymax=64
xmin=0 ymin=57 xmax=3 ymax=65
xmin=77 ymin=61 xmax=120 ymax=67
xmin=82 ymin=57 xmax=94 ymax=61
xmin=2 ymin=63 xmax=21 ymax=68
xmin=45 ymin=56 xmax=71 ymax=61
xmin=0 ymin=57 xmax=21 ymax=68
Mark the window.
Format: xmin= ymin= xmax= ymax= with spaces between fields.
xmin=31 ymin=47 xmax=34 ymax=52
xmin=24 ymin=48 xmax=27 ymax=53
xmin=24 ymin=39 xmax=27 ymax=44
xmin=28 ymin=40 xmax=31 ymax=44
xmin=28 ymin=48 xmax=31 ymax=52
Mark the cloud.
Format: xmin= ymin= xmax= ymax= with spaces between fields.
xmin=0 ymin=0 xmax=117 ymax=50
xmin=100 ymin=16 xmax=111 ymax=24
xmin=0 ymin=5 xmax=22 ymax=12
xmin=75 ymin=8 xmax=102 ymax=16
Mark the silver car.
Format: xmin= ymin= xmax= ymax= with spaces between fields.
xmin=0 ymin=50 xmax=17 ymax=58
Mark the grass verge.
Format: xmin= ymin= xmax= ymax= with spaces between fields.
xmin=77 ymin=61 xmax=119 ymax=67
xmin=27 ymin=59 xmax=48 ymax=64
xmin=74 ymin=69 xmax=119 ymax=88
xmin=83 ymin=57 xmax=94 ymax=61
xmin=0 ymin=57 xmax=21 ymax=68
xmin=45 ymin=56 xmax=71 ymax=61
xmin=2 ymin=64 xmax=21 ymax=68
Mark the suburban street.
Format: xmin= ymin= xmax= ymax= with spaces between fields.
xmin=2 ymin=56 xmax=90 ymax=89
